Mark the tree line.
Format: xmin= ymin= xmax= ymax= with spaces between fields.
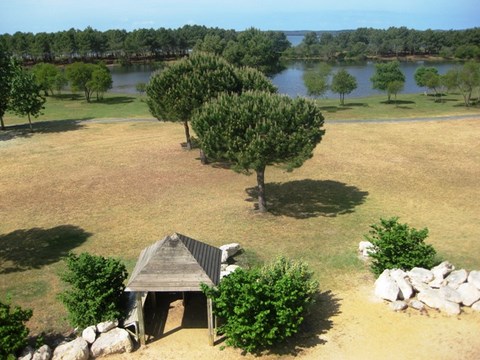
xmin=288 ymin=27 xmax=480 ymax=60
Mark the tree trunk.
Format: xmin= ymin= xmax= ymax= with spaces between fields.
xmin=27 ymin=113 xmax=33 ymax=132
xmin=183 ymin=120 xmax=192 ymax=150
xmin=256 ymin=166 xmax=267 ymax=213
xmin=0 ymin=116 xmax=5 ymax=130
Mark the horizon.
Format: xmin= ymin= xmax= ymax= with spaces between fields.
xmin=0 ymin=0 xmax=478 ymax=35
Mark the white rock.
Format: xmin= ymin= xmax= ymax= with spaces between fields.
xmin=18 ymin=346 xmax=35 ymax=360
xmin=32 ymin=345 xmax=52 ymax=360
xmin=358 ymin=241 xmax=375 ymax=257
xmin=418 ymin=288 xmax=444 ymax=309
xmin=82 ymin=325 xmax=97 ymax=344
xmin=407 ymin=267 xmax=434 ymax=283
xmin=445 ymin=269 xmax=468 ymax=289
xmin=409 ymin=278 xmax=431 ymax=293
xmin=220 ymin=263 xmax=228 ymax=271
xmin=390 ymin=300 xmax=408 ymax=311
xmin=409 ymin=299 xmax=425 ymax=311
xmin=471 ymin=301 xmax=480 ymax=311
xmin=96 ymin=319 xmax=118 ymax=333
xmin=219 ymin=243 xmax=241 ymax=263
xmin=428 ymin=276 xmax=446 ymax=289
xmin=90 ymin=328 xmax=133 ymax=358
xmin=52 ymin=338 xmax=89 ymax=360
xmin=439 ymin=286 xmax=462 ymax=304
xmin=225 ymin=264 xmax=240 ymax=273
xmin=374 ymin=270 xmax=400 ymax=302
xmin=390 ymin=269 xmax=414 ymax=300
xmin=431 ymin=261 xmax=455 ymax=279
xmin=440 ymin=300 xmax=461 ymax=315
xmin=467 ymin=270 xmax=480 ymax=290
xmin=457 ymin=282 xmax=480 ymax=306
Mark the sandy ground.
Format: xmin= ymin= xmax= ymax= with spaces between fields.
xmin=108 ymin=276 xmax=480 ymax=360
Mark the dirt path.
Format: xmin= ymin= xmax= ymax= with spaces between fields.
xmin=108 ymin=276 xmax=480 ymax=360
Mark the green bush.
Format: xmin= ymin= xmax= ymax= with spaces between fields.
xmin=365 ymin=217 xmax=439 ymax=276
xmin=0 ymin=298 xmax=32 ymax=358
xmin=58 ymin=252 xmax=128 ymax=329
xmin=202 ymin=257 xmax=318 ymax=353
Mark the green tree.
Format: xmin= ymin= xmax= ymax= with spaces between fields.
xmin=202 ymin=257 xmax=318 ymax=353
xmin=370 ymin=61 xmax=406 ymax=101
xmin=9 ymin=66 xmax=46 ymax=132
xmin=192 ymin=91 xmax=325 ymax=212
xmin=443 ymin=61 xmax=480 ymax=107
xmin=331 ymin=69 xmax=358 ymax=105
xmin=88 ymin=65 xmax=112 ymax=101
xmin=387 ymin=80 xmax=404 ymax=106
xmin=0 ymin=298 xmax=32 ymax=359
xmin=66 ymin=62 xmax=96 ymax=102
xmin=58 ymin=252 xmax=128 ymax=329
xmin=31 ymin=62 xmax=61 ymax=96
xmin=414 ymin=66 xmax=439 ymax=93
xmin=303 ymin=63 xmax=331 ymax=97
xmin=146 ymin=52 xmax=275 ymax=150
xmin=0 ymin=49 xmax=16 ymax=130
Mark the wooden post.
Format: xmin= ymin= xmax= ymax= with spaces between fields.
xmin=136 ymin=292 xmax=146 ymax=346
xmin=207 ymin=297 xmax=214 ymax=346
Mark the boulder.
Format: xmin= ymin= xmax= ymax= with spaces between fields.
xmin=389 ymin=300 xmax=408 ymax=311
xmin=409 ymin=278 xmax=431 ymax=293
xmin=390 ymin=269 xmax=414 ymax=300
xmin=220 ymin=264 xmax=241 ymax=279
xmin=90 ymin=328 xmax=133 ymax=358
xmin=374 ymin=270 xmax=400 ymax=302
xmin=467 ymin=270 xmax=480 ymax=290
xmin=407 ymin=268 xmax=434 ymax=284
xmin=96 ymin=319 xmax=118 ymax=333
xmin=52 ymin=338 xmax=89 ymax=360
xmin=358 ymin=241 xmax=375 ymax=257
xmin=440 ymin=300 xmax=461 ymax=316
xmin=428 ymin=276 xmax=445 ymax=289
xmin=457 ymin=282 xmax=480 ymax=307
xmin=439 ymin=286 xmax=462 ymax=304
xmin=32 ymin=345 xmax=52 ymax=360
xmin=219 ymin=243 xmax=241 ymax=263
xmin=471 ymin=301 xmax=480 ymax=312
xmin=18 ymin=345 xmax=35 ymax=360
xmin=417 ymin=288 xmax=444 ymax=309
xmin=409 ymin=299 xmax=425 ymax=311
xmin=445 ymin=269 xmax=468 ymax=289
xmin=431 ymin=261 xmax=455 ymax=279
xmin=82 ymin=325 xmax=96 ymax=344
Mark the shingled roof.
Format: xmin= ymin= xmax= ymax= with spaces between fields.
xmin=125 ymin=233 xmax=222 ymax=292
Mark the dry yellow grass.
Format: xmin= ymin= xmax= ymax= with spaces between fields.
xmin=1 ymin=118 xmax=480 ymax=348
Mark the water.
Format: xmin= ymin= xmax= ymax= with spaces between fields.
xmin=110 ymin=61 xmax=459 ymax=99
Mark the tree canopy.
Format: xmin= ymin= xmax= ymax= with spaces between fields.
xmin=331 ymin=69 xmax=358 ymax=105
xmin=65 ymin=62 xmax=112 ymax=102
xmin=370 ymin=61 xmax=406 ymax=101
xmin=191 ymin=91 xmax=325 ymax=212
xmin=302 ymin=63 xmax=331 ymax=97
xmin=0 ymin=48 xmax=16 ymax=130
xmin=146 ymin=52 xmax=276 ymax=150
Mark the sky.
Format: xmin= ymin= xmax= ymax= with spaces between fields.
xmin=0 ymin=0 xmax=478 ymax=34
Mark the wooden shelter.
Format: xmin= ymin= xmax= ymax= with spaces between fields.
xmin=125 ymin=233 xmax=222 ymax=345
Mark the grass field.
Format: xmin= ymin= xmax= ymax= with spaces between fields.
xmin=1 ymin=109 xmax=480 ymax=340
xmin=3 ymin=90 xmax=480 ymax=128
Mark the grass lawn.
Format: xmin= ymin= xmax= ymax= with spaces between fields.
xmin=3 ymin=91 xmax=480 ymax=128
xmin=1 ymin=115 xmax=479 ymax=337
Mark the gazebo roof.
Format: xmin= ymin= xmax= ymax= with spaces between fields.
xmin=125 ymin=233 xmax=222 ymax=292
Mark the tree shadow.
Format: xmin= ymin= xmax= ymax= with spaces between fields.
xmin=245 ymin=179 xmax=369 ymax=218
xmin=260 ymin=290 xmax=342 ymax=356
xmin=0 ymin=119 xmax=88 ymax=141
xmin=100 ymin=96 xmax=135 ymax=105
xmin=319 ymin=105 xmax=351 ymax=113
xmin=380 ymin=100 xmax=415 ymax=105
xmin=0 ymin=225 xmax=92 ymax=274
xmin=344 ymin=102 xmax=369 ymax=107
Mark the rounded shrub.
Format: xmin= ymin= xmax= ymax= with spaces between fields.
xmin=0 ymin=298 xmax=32 ymax=359
xmin=365 ymin=217 xmax=439 ymax=276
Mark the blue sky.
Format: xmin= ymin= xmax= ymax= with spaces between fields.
xmin=0 ymin=0 xmax=478 ymax=34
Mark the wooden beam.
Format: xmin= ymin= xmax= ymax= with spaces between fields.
xmin=207 ymin=297 xmax=214 ymax=346
xmin=136 ymin=292 xmax=146 ymax=346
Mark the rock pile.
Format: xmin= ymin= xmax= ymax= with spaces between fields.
xmin=374 ymin=263 xmax=480 ymax=315
xmin=219 ymin=243 xmax=242 ymax=278
xmin=18 ymin=320 xmax=133 ymax=360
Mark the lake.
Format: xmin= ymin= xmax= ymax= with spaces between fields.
xmin=110 ymin=60 xmax=458 ymax=99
